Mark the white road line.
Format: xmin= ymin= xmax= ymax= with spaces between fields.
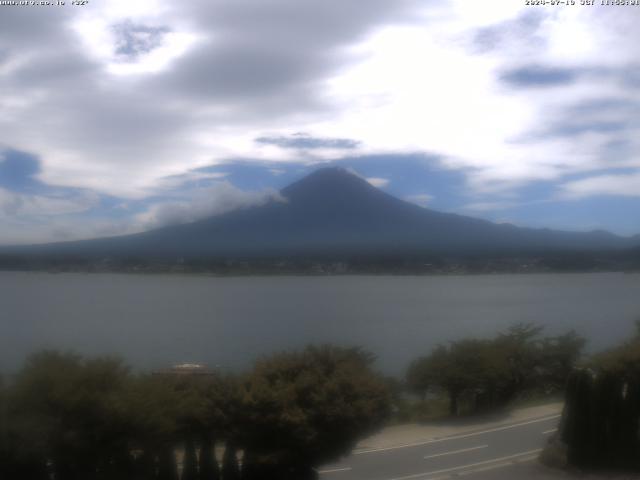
xmin=542 ymin=428 xmax=557 ymax=434
xmin=423 ymin=444 xmax=488 ymax=460
xmin=457 ymin=453 xmax=539 ymax=476
xmin=457 ymin=461 xmax=512 ymax=476
xmin=515 ymin=454 xmax=541 ymax=463
xmin=385 ymin=448 xmax=542 ymax=480
xmin=354 ymin=414 xmax=560 ymax=455
xmin=318 ymin=467 xmax=352 ymax=474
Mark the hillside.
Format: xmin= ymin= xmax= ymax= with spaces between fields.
xmin=3 ymin=167 xmax=638 ymax=261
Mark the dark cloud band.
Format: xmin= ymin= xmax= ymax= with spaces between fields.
xmin=255 ymin=134 xmax=360 ymax=150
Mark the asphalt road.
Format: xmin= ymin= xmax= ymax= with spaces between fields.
xmin=318 ymin=414 xmax=561 ymax=480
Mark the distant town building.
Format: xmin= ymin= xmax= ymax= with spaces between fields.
xmin=152 ymin=363 xmax=218 ymax=376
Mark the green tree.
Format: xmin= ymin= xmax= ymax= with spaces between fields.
xmin=414 ymin=341 xmax=501 ymax=415
xmin=558 ymin=324 xmax=638 ymax=470
xmin=9 ymin=351 xmax=132 ymax=480
xmin=493 ymin=323 xmax=544 ymax=402
xmin=157 ymin=446 xmax=179 ymax=480
xmin=168 ymin=372 xmax=238 ymax=480
xmin=182 ymin=438 xmax=198 ymax=480
xmin=406 ymin=358 xmax=432 ymax=401
xmin=405 ymin=324 xmax=582 ymax=416
xmin=538 ymin=330 xmax=586 ymax=392
xmin=198 ymin=433 xmax=219 ymax=480
xmin=238 ymin=346 xmax=390 ymax=478
xmin=221 ymin=442 xmax=241 ymax=480
xmin=1 ymin=374 xmax=50 ymax=480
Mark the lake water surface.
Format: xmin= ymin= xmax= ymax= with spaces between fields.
xmin=1 ymin=272 xmax=639 ymax=375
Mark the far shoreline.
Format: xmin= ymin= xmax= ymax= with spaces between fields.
xmin=1 ymin=267 xmax=639 ymax=278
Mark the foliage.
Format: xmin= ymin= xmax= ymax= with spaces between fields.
xmin=559 ymin=322 xmax=640 ymax=470
xmin=238 ymin=345 xmax=391 ymax=477
xmin=406 ymin=324 xmax=586 ymax=416
xmin=198 ymin=434 xmax=220 ymax=480
xmin=8 ymin=351 xmax=132 ymax=480
xmin=0 ymin=346 xmax=390 ymax=479
xmin=220 ymin=443 xmax=240 ymax=480
xmin=537 ymin=330 xmax=586 ymax=392
xmin=406 ymin=357 xmax=433 ymax=400
xmin=0 ymin=329 xmax=589 ymax=478
xmin=562 ymin=355 xmax=640 ymax=468
xmin=591 ymin=320 xmax=640 ymax=378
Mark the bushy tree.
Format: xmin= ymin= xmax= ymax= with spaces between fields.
xmin=406 ymin=357 xmax=432 ymax=401
xmin=557 ymin=323 xmax=639 ymax=470
xmin=157 ymin=446 xmax=179 ymax=480
xmin=418 ymin=340 xmax=508 ymax=415
xmin=171 ymin=372 xmax=242 ymax=480
xmin=0 ymin=345 xmax=392 ymax=479
xmin=9 ymin=351 xmax=132 ymax=480
xmin=123 ymin=375 xmax=183 ymax=479
xmin=562 ymin=353 xmax=640 ymax=468
xmin=182 ymin=438 xmax=198 ymax=480
xmin=407 ymin=324 xmax=586 ymax=416
xmin=494 ymin=323 xmax=544 ymax=400
xmin=221 ymin=442 xmax=241 ymax=480
xmin=238 ymin=346 xmax=390 ymax=478
xmin=538 ymin=330 xmax=586 ymax=392
xmin=198 ymin=433 xmax=220 ymax=480
xmin=1 ymin=374 xmax=50 ymax=480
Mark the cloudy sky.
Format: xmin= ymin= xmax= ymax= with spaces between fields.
xmin=1 ymin=0 xmax=640 ymax=244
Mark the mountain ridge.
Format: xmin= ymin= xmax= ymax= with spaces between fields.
xmin=2 ymin=167 xmax=639 ymax=259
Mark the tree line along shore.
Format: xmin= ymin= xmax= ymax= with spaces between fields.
xmin=1 ymin=323 xmax=639 ymax=479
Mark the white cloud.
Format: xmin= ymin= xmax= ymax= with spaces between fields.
xmin=71 ymin=0 xmax=200 ymax=76
xmin=0 ymin=216 xmax=140 ymax=246
xmin=155 ymin=170 xmax=229 ymax=190
xmin=0 ymin=189 xmax=105 ymax=245
xmin=5 ymin=1 xmax=640 ymax=199
xmin=405 ymin=193 xmax=433 ymax=206
xmin=365 ymin=177 xmax=390 ymax=188
xmin=560 ymin=172 xmax=640 ymax=199
xmin=2 ymin=0 xmax=640 ymax=243
xmin=342 ymin=167 xmax=390 ymax=189
xmin=0 ymin=188 xmax=98 ymax=217
xmin=460 ymin=200 xmax=518 ymax=212
xmin=136 ymin=181 xmax=286 ymax=229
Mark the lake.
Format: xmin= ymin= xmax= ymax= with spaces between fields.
xmin=1 ymin=272 xmax=639 ymax=376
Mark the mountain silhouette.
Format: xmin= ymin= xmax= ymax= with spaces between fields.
xmin=6 ymin=167 xmax=639 ymax=258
